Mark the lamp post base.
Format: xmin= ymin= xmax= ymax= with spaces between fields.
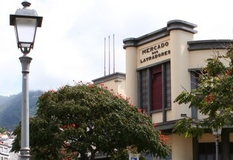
xmin=20 ymin=147 xmax=30 ymax=160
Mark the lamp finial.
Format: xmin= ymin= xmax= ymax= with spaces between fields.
xmin=21 ymin=1 xmax=31 ymax=8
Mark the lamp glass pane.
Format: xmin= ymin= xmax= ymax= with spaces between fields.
xmin=15 ymin=17 xmax=37 ymax=48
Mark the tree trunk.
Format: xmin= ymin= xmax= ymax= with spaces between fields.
xmin=90 ymin=150 xmax=96 ymax=160
xmin=79 ymin=153 xmax=88 ymax=160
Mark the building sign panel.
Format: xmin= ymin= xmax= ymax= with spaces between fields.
xmin=138 ymin=39 xmax=170 ymax=66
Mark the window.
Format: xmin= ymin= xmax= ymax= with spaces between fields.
xmin=190 ymin=70 xmax=200 ymax=89
xmin=3 ymin=147 xmax=8 ymax=153
xmin=190 ymin=70 xmax=201 ymax=119
xmin=199 ymin=143 xmax=221 ymax=160
xmin=141 ymin=69 xmax=149 ymax=112
xmin=139 ymin=61 xmax=171 ymax=112
xmin=151 ymin=65 xmax=162 ymax=110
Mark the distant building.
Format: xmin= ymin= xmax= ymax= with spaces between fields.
xmin=92 ymin=72 xmax=126 ymax=96
xmin=0 ymin=134 xmax=8 ymax=141
xmin=0 ymin=134 xmax=18 ymax=160
xmin=0 ymin=141 xmax=10 ymax=160
xmin=123 ymin=19 xmax=233 ymax=160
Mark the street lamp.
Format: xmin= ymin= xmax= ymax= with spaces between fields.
xmin=212 ymin=127 xmax=222 ymax=160
xmin=9 ymin=1 xmax=43 ymax=160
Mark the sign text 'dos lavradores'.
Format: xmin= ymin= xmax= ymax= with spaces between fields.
xmin=140 ymin=41 xmax=170 ymax=63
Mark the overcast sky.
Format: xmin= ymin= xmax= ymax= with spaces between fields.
xmin=0 ymin=0 xmax=233 ymax=96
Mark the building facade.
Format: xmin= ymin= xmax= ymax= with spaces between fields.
xmin=0 ymin=143 xmax=10 ymax=160
xmin=92 ymin=72 xmax=126 ymax=96
xmin=123 ymin=20 xmax=233 ymax=160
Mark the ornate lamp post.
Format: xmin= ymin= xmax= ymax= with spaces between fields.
xmin=212 ymin=127 xmax=222 ymax=160
xmin=10 ymin=1 xmax=43 ymax=159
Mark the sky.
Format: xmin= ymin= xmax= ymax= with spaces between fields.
xmin=0 ymin=0 xmax=233 ymax=96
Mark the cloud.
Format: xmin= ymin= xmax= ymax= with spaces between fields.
xmin=1 ymin=0 xmax=233 ymax=95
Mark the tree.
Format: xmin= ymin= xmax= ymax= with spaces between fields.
xmin=173 ymin=45 xmax=233 ymax=138
xmin=11 ymin=82 xmax=170 ymax=159
xmin=0 ymin=127 xmax=6 ymax=134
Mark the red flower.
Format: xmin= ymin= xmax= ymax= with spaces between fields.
xmin=159 ymin=133 xmax=169 ymax=144
xmin=62 ymin=124 xmax=76 ymax=130
xmin=226 ymin=70 xmax=231 ymax=76
xmin=88 ymin=83 xmax=94 ymax=88
xmin=49 ymin=89 xmax=56 ymax=93
xmin=62 ymin=125 xmax=67 ymax=129
xmin=206 ymin=93 xmax=213 ymax=103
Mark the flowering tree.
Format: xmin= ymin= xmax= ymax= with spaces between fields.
xmin=173 ymin=45 xmax=233 ymax=137
xmin=11 ymin=82 xmax=170 ymax=159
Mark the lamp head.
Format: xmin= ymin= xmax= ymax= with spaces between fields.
xmin=212 ymin=127 xmax=222 ymax=136
xmin=10 ymin=1 xmax=43 ymax=54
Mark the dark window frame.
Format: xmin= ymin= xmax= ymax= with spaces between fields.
xmin=138 ymin=61 xmax=171 ymax=116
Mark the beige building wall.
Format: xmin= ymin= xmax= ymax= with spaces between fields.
xmin=199 ymin=133 xmax=217 ymax=143
xmin=189 ymin=49 xmax=228 ymax=68
xmin=172 ymin=134 xmax=193 ymax=159
xmin=170 ymin=30 xmax=194 ymax=120
xmin=97 ymin=78 xmax=126 ymax=96
xmin=124 ymin=46 xmax=138 ymax=105
xmin=92 ymin=72 xmax=126 ymax=97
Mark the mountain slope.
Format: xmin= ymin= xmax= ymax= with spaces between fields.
xmin=0 ymin=90 xmax=43 ymax=130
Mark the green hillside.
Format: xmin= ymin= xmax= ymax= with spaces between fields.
xmin=0 ymin=90 xmax=43 ymax=130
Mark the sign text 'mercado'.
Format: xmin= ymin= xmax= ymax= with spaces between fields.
xmin=141 ymin=41 xmax=169 ymax=54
